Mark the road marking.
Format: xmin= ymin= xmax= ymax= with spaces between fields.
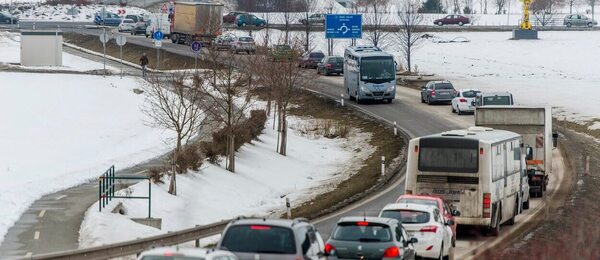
xmin=55 ymin=195 xmax=67 ymax=200
xmin=34 ymin=231 xmax=40 ymax=240
xmin=24 ymin=252 xmax=32 ymax=257
xmin=38 ymin=210 xmax=46 ymax=218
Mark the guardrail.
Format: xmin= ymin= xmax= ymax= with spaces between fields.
xmin=30 ymin=220 xmax=230 ymax=260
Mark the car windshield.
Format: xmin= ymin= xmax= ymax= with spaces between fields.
xmin=239 ymin=37 xmax=253 ymax=42
xmin=141 ymin=256 xmax=203 ymax=260
xmin=310 ymin=52 xmax=325 ymax=59
xmin=332 ymin=222 xmax=392 ymax=242
xmin=397 ymin=198 xmax=438 ymax=208
xmin=461 ymin=90 xmax=480 ymax=98
xmin=434 ymin=83 xmax=454 ymax=90
xmin=220 ymin=225 xmax=296 ymax=254
xmin=360 ymin=57 xmax=395 ymax=84
xmin=483 ymin=95 xmax=511 ymax=105
xmin=381 ymin=210 xmax=431 ymax=224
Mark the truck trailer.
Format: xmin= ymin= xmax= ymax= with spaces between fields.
xmin=170 ymin=1 xmax=224 ymax=45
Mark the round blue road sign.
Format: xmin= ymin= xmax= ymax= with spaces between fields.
xmin=153 ymin=31 xmax=164 ymax=40
xmin=191 ymin=41 xmax=202 ymax=52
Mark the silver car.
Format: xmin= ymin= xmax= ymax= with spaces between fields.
xmin=564 ymin=14 xmax=597 ymax=27
xmin=218 ymin=217 xmax=326 ymax=260
xmin=421 ymin=81 xmax=456 ymax=105
xmin=325 ymin=217 xmax=417 ymax=260
xmin=137 ymin=247 xmax=238 ymax=260
xmin=231 ymin=36 xmax=256 ymax=54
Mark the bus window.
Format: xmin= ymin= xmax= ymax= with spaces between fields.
xmin=418 ymin=147 xmax=478 ymax=173
xmin=360 ymin=57 xmax=395 ymax=84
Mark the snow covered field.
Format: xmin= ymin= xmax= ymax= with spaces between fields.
xmin=9 ymin=4 xmax=148 ymax=22
xmin=0 ymin=73 xmax=173 ymax=245
xmin=78 ymin=115 xmax=373 ymax=248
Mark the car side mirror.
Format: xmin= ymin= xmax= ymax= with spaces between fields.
xmin=452 ymin=209 xmax=461 ymax=216
xmin=410 ymin=237 xmax=418 ymax=244
xmin=552 ymin=132 xmax=559 ymax=148
xmin=526 ymin=147 xmax=534 ymax=160
xmin=446 ymin=220 xmax=455 ymax=226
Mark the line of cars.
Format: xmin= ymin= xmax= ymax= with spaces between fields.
xmin=137 ymin=193 xmax=458 ymax=260
xmin=420 ymin=80 xmax=514 ymax=115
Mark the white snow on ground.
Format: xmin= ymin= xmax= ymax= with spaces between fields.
xmin=8 ymin=4 xmax=149 ymax=22
xmin=78 ymin=115 xmax=374 ymax=248
xmin=0 ymin=32 xmax=116 ymax=71
xmin=0 ymin=72 xmax=174 ymax=245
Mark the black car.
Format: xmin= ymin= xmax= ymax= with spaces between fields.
xmin=299 ymin=51 xmax=325 ymax=69
xmin=317 ymin=56 xmax=343 ymax=76
xmin=0 ymin=11 xmax=18 ymax=24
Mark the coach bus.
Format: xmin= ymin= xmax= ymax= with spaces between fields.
xmin=404 ymin=127 xmax=525 ymax=236
xmin=343 ymin=46 xmax=396 ymax=104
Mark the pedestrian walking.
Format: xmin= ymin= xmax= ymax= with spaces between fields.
xmin=140 ymin=53 xmax=149 ymax=78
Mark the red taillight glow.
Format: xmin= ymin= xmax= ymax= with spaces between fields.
xmin=431 ymin=90 xmax=436 ymax=96
xmin=414 ymin=145 xmax=419 ymax=153
xmin=383 ymin=246 xmax=400 ymax=257
xmin=459 ymin=98 xmax=467 ymax=103
xmin=425 ymin=245 xmax=434 ymax=251
xmin=480 ymin=148 xmax=484 ymax=155
xmin=483 ymin=193 xmax=491 ymax=218
xmin=420 ymin=226 xmax=437 ymax=233
xmin=324 ymin=243 xmax=336 ymax=255
xmin=164 ymin=252 xmax=174 ymax=256
xmin=357 ymin=221 xmax=369 ymax=226
xmin=326 ymin=63 xmax=333 ymax=68
xmin=250 ymin=225 xmax=271 ymax=230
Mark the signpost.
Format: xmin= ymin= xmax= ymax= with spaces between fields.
xmin=325 ymin=14 xmax=362 ymax=48
xmin=99 ymin=28 xmax=110 ymax=76
xmin=154 ymin=36 xmax=162 ymax=71
xmin=115 ymin=35 xmax=127 ymax=78
xmin=153 ymin=31 xmax=164 ymax=40
xmin=190 ymin=41 xmax=201 ymax=73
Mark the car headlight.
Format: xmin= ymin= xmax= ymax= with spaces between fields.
xmin=360 ymin=86 xmax=371 ymax=93
xmin=387 ymin=86 xmax=395 ymax=92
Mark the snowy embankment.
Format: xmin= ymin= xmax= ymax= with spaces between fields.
xmin=78 ymin=114 xmax=373 ymax=248
xmin=0 ymin=72 xmax=174 ymax=245
xmin=10 ymin=4 xmax=148 ymax=22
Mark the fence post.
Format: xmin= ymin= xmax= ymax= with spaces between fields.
xmin=381 ymin=156 xmax=385 ymax=176
xmin=286 ymin=197 xmax=291 ymax=219
xmin=341 ymin=93 xmax=344 ymax=107
xmin=98 ymin=178 xmax=102 ymax=212
xmin=148 ymin=179 xmax=152 ymax=218
xmin=393 ymin=121 xmax=397 ymax=136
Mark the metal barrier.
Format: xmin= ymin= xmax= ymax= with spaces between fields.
xmin=98 ymin=165 xmax=152 ymax=218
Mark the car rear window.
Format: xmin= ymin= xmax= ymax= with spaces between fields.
xmin=332 ymin=222 xmax=392 ymax=242
xmin=381 ymin=210 xmax=430 ymax=224
xmin=310 ymin=52 xmax=325 ymax=58
xmin=397 ymin=198 xmax=438 ymax=208
xmin=434 ymin=83 xmax=454 ymax=90
xmin=462 ymin=90 xmax=480 ymax=98
xmin=330 ymin=57 xmax=343 ymax=63
xmin=483 ymin=95 xmax=511 ymax=105
xmin=141 ymin=256 xmax=203 ymax=260
xmin=239 ymin=37 xmax=254 ymax=42
xmin=220 ymin=225 xmax=296 ymax=254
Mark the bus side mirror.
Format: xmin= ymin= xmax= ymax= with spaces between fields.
xmin=451 ymin=209 xmax=461 ymax=216
xmin=526 ymin=147 xmax=533 ymax=160
xmin=552 ymin=132 xmax=559 ymax=148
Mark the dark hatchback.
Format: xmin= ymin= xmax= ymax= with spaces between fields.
xmin=300 ymin=51 xmax=325 ymax=69
xmin=223 ymin=11 xmax=248 ymax=23
xmin=317 ymin=56 xmax=343 ymax=76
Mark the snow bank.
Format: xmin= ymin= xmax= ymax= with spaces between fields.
xmin=11 ymin=4 xmax=149 ymax=22
xmin=78 ymin=115 xmax=374 ymax=248
xmin=0 ymin=72 xmax=174 ymax=245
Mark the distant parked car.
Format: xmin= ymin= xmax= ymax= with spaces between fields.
xmin=299 ymin=51 xmax=325 ymax=69
xmin=125 ymin=14 xmax=143 ymax=23
xmin=434 ymin=14 xmax=470 ymax=26
xmin=317 ymin=56 xmax=344 ymax=76
xmin=325 ymin=216 xmax=417 ymax=260
xmin=0 ymin=11 xmax=18 ymax=24
xmin=231 ymin=36 xmax=256 ymax=54
xmin=235 ymin=14 xmax=266 ymax=27
xmin=269 ymin=44 xmax=294 ymax=61
xmin=421 ymin=81 xmax=456 ymax=105
xmin=131 ymin=21 xmax=148 ymax=36
xmin=474 ymin=91 xmax=514 ymax=107
xmin=299 ymin=13 xmax=325 ymax=25
xmin=137 ymin=247 xmax=239 ymax=260
xmin=213 ymin=33 xmax=237 ymax=51
xmin=395 ymin=194 xmax=460 ymax=246
xmin=564 ymin=14 xmax=597 ymax=27
xmin=223 ymin=11 xmax=248 ymax=23
xmin=94 ymin=12 xmax=122 ymax=26
xmin=451 ymin=89 xmax=481 ymax=115
xmin=379 ymin=204 xmax=453 ymax=260
xmin=118 ymin=19 xmax=136 ymax=32
xmin=217 ymin=217 xmax=326 ymax=260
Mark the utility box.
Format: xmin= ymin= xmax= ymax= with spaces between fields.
xmin=20 ymin=30 xmax=63 ymax=66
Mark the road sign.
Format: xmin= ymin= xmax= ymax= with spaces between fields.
xmin=325 ymin=14 xmax=362 ymax=39
xmin=99 ymin=33 xmax=110 ymax=44
xmin=153 ymin=31 xmax=164 ymax=40
xmin=154 ymin=39 xmax=162 ymax=48
xmin=191 ymin=41 xmax=202 ymax=52
xmin=117 ymin=9 xmax=126 ymax=15
xmin=115 ymin=35 xmax=126 ymax=46
xmin=161 ymin=4 xmax=168 ymax=13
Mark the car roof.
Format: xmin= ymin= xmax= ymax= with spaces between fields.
xmin=480 ymin=91 xmax=512 ymax=96
xmin=430 ymin=80 xmax=452 ymax=84
xmin=138 ymin=247 xmax=210 ymax=257
xmin=458 ymin=88 xmax=480 ymax=92
xmin=382 ymin=203 xmax=438 ymax=213
xmin=397 ymin=194 xmax=444 ymax=203
xmin=229 ymin=217 xmax=310 ymax=229
xmin=122 ymin=19 xmax=134 ymax=22
xmin=338 ymin=216 xmax=397 ymax=225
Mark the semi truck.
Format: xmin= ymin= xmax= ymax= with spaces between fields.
xmin=170 ymin=1 xmax=224 ymax=45
xmin=475 ymin=106 xmax=557 ymax=199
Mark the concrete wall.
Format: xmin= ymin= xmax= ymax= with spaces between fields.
xmin=20 ymin=30 xmax=63 ymax=67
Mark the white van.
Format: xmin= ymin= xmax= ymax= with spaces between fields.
xmin=474 ymin=91 xmax=514 ymax=107
xmin=144 ymin=13 xmax=171 ymax=39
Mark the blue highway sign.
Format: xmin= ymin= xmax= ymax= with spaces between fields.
xmin=191 ymin=41 xmax=202 ymax=52
xmin=153 ymin=31 xmax=164 ymax=40
xmin=325 ymin=14 xmax=362 ymax=39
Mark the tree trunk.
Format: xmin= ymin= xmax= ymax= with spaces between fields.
xmin=227 ymin=134 xmax=235 ymax=172
xmin=278 ymin=109 xmax=287 ymax=155
xmin=168 ymin=134 xmax=182 ymax=195
xmin=407 ymin=46 xmax=412 ymax=73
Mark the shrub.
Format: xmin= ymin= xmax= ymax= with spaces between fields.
xmin=147 ymin=167 xmax=166 ymax=184
xmin=201 ymin=141 xmax=222 ymax=165
xmin=175 ymin=144 xmax=203 ymax=173
xmin=205 ymin=109 xmax=267 ymax=157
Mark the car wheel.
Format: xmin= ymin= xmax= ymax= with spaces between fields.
xmin=324 ymin=69 xmax=329 ymax=76
xmin=457 ymin=107 xmax=463 ymax=115
xmin=427 ymin=96 xmax=433 ymax=105
xmin=451 ymin=105 xmax=456 ymax=113
xmin=566 ymin=22 xmax=572 ymax=27
xmin=523 ymin=199 xmax=530 ymax=209
xmin=242 ymin=22 xmax=247 ymax=27
xmin=438 ymin=21 xmax=443 ymax=26
xmin=458 ymin=21 xmax=464 ymax=26
xmin=438 ymin=243 xmax=444 ymax=260
xmin=387 ymin=98 xmax=393 ymax=104
xmin=588 ymin=22 xmax=593 ymax=28
xmin=421 ymin=94 xmax=425 ymax=103
xmin=348 ymin=89 xmax=355 ymax=101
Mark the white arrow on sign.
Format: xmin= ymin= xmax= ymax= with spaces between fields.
xmin=338 ymin=23 xmax=349 ymax=34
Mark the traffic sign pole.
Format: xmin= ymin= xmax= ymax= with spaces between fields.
xmin=102 ymin=28 xmax=107 ymax=76
xmin=115 ymin=36 xmax=127 ymax=79
xmin=190 ymin=41 xmax=202 ymax=74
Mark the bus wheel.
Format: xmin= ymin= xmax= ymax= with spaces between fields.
xmin=523 ymin=199 xmax=530 ymax=209
xmin=348 ymin=90 xmax=355 ymax=101
xmin=356 ymin=95 xmax=362 ymax=104
xmin=490 ymin=206 xmax=501 ymax=236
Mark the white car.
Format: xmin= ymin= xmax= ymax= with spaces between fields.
xmin=451 ymin=89 xmax=480 ymax=115
xmin=379 ymin=203 xmax=453 ymax=259
xmin=137 ymin=247 xmax=239 ymax=260
xmin=118 ymin=19 xmax=136 ymax=32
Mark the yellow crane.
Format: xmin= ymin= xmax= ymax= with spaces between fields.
xmin=520 ymin=0 xmax=533 ymax=30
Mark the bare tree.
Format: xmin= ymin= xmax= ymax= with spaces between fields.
xmin=590 ymin=0 xmax=596 ymax=20
xmin=196 ymin=50 xmax=258 ymax=173
xmin=281 ymin=0 xmax=295 ymax=44
xmin=453 ymin=0 xmax=462 ymax=13
xmin=360 ymin=0 xmax=390 ymax=48
xmin=299 ymin=0 xmax=317 ymax=52
xmin=395 ymin=0 xmax=424 ymax=73
xmin=567 ymin=0 xmax=578 ymax=13
xmin=531 ymin=0 xmax=565 ymax=26
xmin=495 ymin=0 xmax=506 ymax=14
xmin=142 ymin=74 xmax=206 ymax=195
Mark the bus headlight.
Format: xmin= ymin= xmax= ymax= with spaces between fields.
xmin=387 ymin=86 xmax=395 ymax=92
xmin=360 ymin=86 xmax=371 ymax=93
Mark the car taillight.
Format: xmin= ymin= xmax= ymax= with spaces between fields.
xmin=324 ymin=243 xmax=336 ymax=256
xmin=532 ymin=175 xmax=541 ymax=181
xmin=357 ymin=221 xmax=369 ymax=226
xmin=406 ymin=190 xmax=412 ymax=194
xmin=383 ymin=246 xmax=400 ymax=257
xmin=326 ymin=63 xmax=333 ymax=68
xmin=250 ymin=225 xmax=271 ymax=230
xmin=459 ymin=98 xmax=467 ymax=103
xmin=420 ymin=226 xmax=437 ymax=233
xmin=483 ymin=193 xmax=491 ymax=218
xmin=431 ymin=90 xmax=436 ymax=96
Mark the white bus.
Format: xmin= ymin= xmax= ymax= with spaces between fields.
xmin=404 ymin=127 xmax=524 ymax=235
xmin=343 ymin=46 xmax=396 ymax=104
